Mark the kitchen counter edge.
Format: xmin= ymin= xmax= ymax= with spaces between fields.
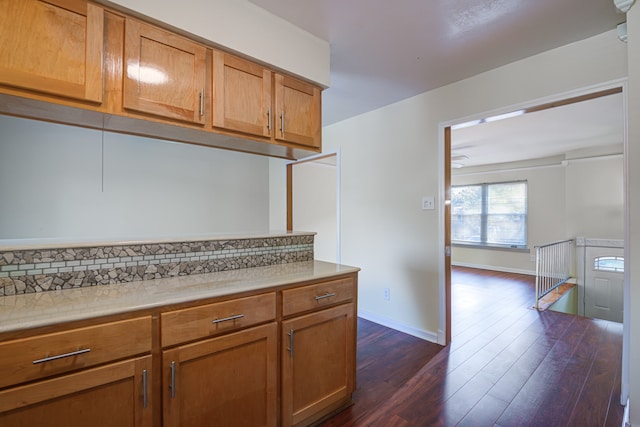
xmin=0 ymin=260 xmax=359 ymax=334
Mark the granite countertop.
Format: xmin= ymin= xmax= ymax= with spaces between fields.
xmin=0 ymin=260 xmax=359 ymax=334
xmin=0 ymin=230 xmax=316 ymax=251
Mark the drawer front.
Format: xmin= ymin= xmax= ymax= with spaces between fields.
xmin=282 ymin=277 xmax=354 ymax=317
xmin=0 ymin=316 xmax=152 ymax=389
xmin=161 ymin=293 xmax=276 ymax=347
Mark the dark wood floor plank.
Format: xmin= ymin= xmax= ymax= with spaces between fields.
xmin=319 ymin=266 xmax=624 ymax=427
xmin=566 ymin=321 xmax=624 ymax=426
xmin=480 ymin=328 xmax=540 ymax=384
xmin=456 ymin=393 xmax=510 ymax=427
xmin=494 ymin=313 xmax=593 ymax=426
xmin=532 ymin=318 xmax=608 ymax=427
xmin=604 ymin=362 xmax=624 ymax=427
xmin=486 ymin=335 xmax=554 ymax=405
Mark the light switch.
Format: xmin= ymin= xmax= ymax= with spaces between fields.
xmin=422 ymin=196 xmax=435 ymax=210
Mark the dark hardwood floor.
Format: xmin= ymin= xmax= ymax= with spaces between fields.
xmin=319 ymin=266 xmax=624 ymax=427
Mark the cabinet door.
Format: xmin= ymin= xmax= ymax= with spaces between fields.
xmin=0 ymin=0 xmax=104 ymax=103
xmin=281 ymin=303 xmax=355 ymax=427
xmin=163 ymin=323 xmax=277 ymax=427
xmin=0 ymin=356 xmax=152 ymax=427
xmin=123 ymin=18 xmax=207 ymax=125
xmin=212 ymin=51 xmax=272 ymax=138
xmin=274 ymin=73 xmax=321 ymax=149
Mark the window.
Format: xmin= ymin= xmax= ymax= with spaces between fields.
xmin=452 ymin=181 xmax=527 ymax=247
xmin=594 ymin=256 xmax=624 ymax=272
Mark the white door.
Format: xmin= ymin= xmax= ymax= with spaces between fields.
xmin=584 ymin=245 xmax=624 ymax=323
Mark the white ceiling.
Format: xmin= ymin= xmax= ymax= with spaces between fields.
xmin=248 ymin=0 xmax=626 ymax=166
xmin=451 ymin=92 xmax=624 ymax=167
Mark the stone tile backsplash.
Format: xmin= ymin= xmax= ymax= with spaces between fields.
xmin=0 ymin=235 xmax=314 ymax=295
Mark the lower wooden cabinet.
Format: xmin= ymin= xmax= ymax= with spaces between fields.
xmin=0 ymin=272 xmax=357 ymax=427
xmin=162 ymin=322 xmax=277 ymax=427
xmin=0 ymin=355 xmax=153 ymax=427
xmin=281 ymin=304 xmax=355 ymax=427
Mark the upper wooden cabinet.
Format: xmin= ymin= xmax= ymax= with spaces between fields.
xmin=0 ymin=0 xmax=104 ymax=103
xmin=123 ymin=18 xmax=207 ymax=125
xmin=212 ymin=51 xmax=272 ymax=138
xmin=274 ymin=73 xmax=322 ymax=149
xmin=0 ymin=0 xmax=323 ymax=158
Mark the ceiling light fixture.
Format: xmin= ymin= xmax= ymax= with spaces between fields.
xmin=618 ymin=22 xmax=628 ymax=42
xmin=451 ymin=154 xmax=469 ymax=162
xmin=451 ymin=110 xmax=525 ymax=130
xmin=484 ymin=110 xmax=525 ymax=123
xmin=614 ymin=0 xmax=636 ymax=13
xmin=451 ymin=119 xmax=482 ymax=130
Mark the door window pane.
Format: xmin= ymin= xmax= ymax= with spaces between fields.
xmin=594 ymin=256 xmax=624 ymax=272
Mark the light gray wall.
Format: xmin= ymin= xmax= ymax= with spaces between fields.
xmin=280 ymin=29 xmax=627 ymax=342
xmin=0 ymin=116 xmax=270 ymax=241
xmin=565 ymin=156 xmax=624 ymax=239
xmin=105 ymin=0 xmax=330 ymax=87
xmin=292 ymin=159 xmax=338 ymax=263
xmin=452 ymin=155 xmax=624 ymax=274
xmin=452 ymin=163 xmax=566 ymax=274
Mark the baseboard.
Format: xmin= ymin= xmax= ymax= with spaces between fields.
xmin=358 ymin=310 xmax=439 ymax=344
xmin=623 ymin=398 xmax=631 ymax=427
xmin=452 ymin=262 xmax=535 ymax=276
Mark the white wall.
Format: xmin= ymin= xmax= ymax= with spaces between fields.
xmin=452 ymin=163 xmax=565 ymax=274
xmin=103 ymin=0 xmax=330 ymax=87
xmin=268 ymin=157 xmax=287 ymax=231
xmin=452 ymin=155 xmax=624 ymax=274
xmin=625 ymin=5 xmax=640 ymax=426
xmin=0 ymin=116 xmax=270 ymax=241
xmin=565 ymin=156 xmax=624 ymax=239
xmin=310 ymin=29 xmax=627 ymax=341
xmin=292 ymin=159 xmax=338 ymax=263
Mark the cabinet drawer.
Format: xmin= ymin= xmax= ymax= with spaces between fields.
xmin=0 ymin=316 xmax=152 ymax=389
xmin=161 ymin=293 xmax=276 ymax=347
xmin=282 ymin=277 xmax=354 ymax=317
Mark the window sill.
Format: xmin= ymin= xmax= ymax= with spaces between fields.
xmin=452 ymin=242 xmax=530 ymax=253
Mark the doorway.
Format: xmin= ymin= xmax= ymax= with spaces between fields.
xmin=287 ymin=152 xmax=340 ymax=263
xmin=443 ymin=85 xmax=626 ymax=343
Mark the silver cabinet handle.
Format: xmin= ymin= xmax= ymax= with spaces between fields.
xmin=142 ymin=369 xmax=148 ymax=409
xmin=212 ymin=314 xmax=244 ymax=324
xmin=267 ymin=107 xmax=272 ymax=131
xmin=170 ymin=361 xmax=176 ymax=399
xmin=315 ymin=292 xmax=337 ymax=301
xmin=280 ymin=111 xmax=285 ymax=137
xmin=199 ymin=88 xmax=204 ymax=117
xmin=287 ymin=329 xmax=294 ymax=358
xmin=32 ymin=348 xmax=91 ymax=364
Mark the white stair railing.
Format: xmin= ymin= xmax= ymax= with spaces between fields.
xmin=534 ymin=239 xmax=574 ymax=310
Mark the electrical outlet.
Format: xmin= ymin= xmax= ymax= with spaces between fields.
xmin=383 ymin=288 xmax=390 ymax=301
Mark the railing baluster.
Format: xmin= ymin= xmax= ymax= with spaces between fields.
xmin=534 ymin=239 xmax=573 ymax=310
